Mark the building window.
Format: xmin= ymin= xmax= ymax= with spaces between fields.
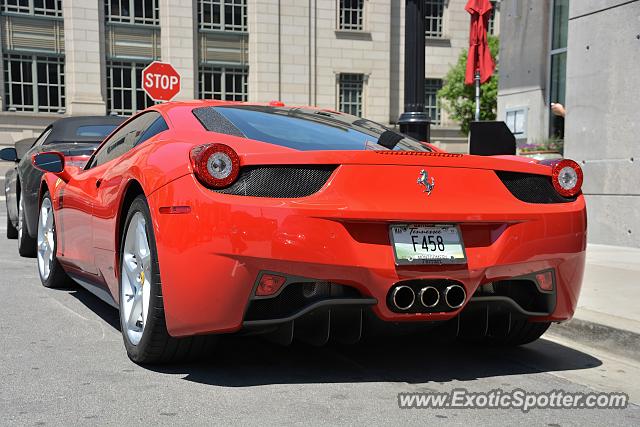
xmin=106 ymin=60 xmax=155 ymax=115
xmin=1 ymin=0 xmax=62 ymax=16
xmin=3 ymin=54 xmax=64 ymax=112
xmin=198 ymin=0 xmax=247 ymax=32
xmin=338 ymin=0 xmax=364 ymax=31
xmin=199 ymin=65 xmax=248 ymax=101
xmin=424 ymin=78 xmax=442 ymax=125
xmin=105 ymin=0 xmax=159 ymax=25
xmin=338 ymin=73 xmax=364 ymax=117
xmin=549 ymin=0 xmax=568 ymax=139
xmin=505 ymin=107 xmax=527 ymax=138
xmin=487 ymin=1 xmax=497 ymax=35
xmin=425 ymin=0 xmax=444 ymax=38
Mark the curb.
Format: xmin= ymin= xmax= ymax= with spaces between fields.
xmin=547 ymin=317 xmax=640 ymax=363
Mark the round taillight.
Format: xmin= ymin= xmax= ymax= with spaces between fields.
xmin=552 ymin=159 xmax=583 ymax=197
xmin=190 ymin=143 xmax=240 ymax=188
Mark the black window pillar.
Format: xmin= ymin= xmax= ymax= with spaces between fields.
xmin=398 ymin=0 xmax=431 ymax=142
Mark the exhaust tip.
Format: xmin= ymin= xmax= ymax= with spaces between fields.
xmin=419 ymin=286 xmax=440 ymax=308
xmin=444 ymin=285 xmax=466 ymax=309
xmin=391 ymin=285 xmax=415 ymax=311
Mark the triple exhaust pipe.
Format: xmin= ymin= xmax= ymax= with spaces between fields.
xmin=390 ymin=284 xmax=466 ymax=312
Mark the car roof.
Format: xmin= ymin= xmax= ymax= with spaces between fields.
xmin=14 ymin=137 xmax=37 ymax=159
xmin=150 ymin=100 xmax=330 ymax=114
xmin=45 ymin=115 xmax=126 ymax=143
xmin=14 ymin=137 xmax=36 ymax=146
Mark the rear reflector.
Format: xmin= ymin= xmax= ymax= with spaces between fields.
xmin=255 ymin=274 xmax=287 ymax=296
xmin=535 ymin=271 xmax=554 ymax=291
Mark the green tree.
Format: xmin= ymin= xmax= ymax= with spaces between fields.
xmin=437 ymin=35 xmax=499 ymax=135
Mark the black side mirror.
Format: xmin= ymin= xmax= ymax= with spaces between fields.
xmin=0 ymin=147 xmax=18 ymax=162
xmin=32 ymin=152 xmax=65 ymax=174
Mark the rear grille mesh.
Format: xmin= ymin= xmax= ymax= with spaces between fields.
xmin=496 ymin=171 xmax=576 ymax=204
xmin=213 ymin=165 xmax=336 ymax=198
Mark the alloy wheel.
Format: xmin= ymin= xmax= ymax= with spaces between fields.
xmin=120 ymin=212 xmax=152 ymax=346
xmin=36 ymin=198 xmax=54 ymax=280
xmin=18 ymin=194 xmax=24 ymax=242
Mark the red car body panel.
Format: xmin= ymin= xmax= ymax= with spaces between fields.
xmin=39 ymin=101 xmax=587 ymax=338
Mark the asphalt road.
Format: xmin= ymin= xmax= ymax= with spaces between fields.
xmin=0 ymin=207 xmax=639 ymax=426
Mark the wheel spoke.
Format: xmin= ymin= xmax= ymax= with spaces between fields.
xmin=139 ymin=242 xmax=151 ymax=266
xmin=41 ymin=204 xmax=49 ymax=225
xmin=47 ymin=232 xmax=54 ymax=254
xmin=43 ymin=248 xmax=50 ymax=277
xmin=122 ymin=254 xmax=139 ymax=292
xmin=127 ymin=295 xmax=142 ymax=330
xmin=45 ymin=209 xmax=53 ymax=230
xmin=135 ymin=220 xmax=150 ymax=264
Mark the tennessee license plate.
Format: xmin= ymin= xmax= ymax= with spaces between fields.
xmin=389 ymin=224 xmax=467 ymax=265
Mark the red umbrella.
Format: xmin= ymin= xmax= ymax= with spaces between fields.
xmin=464 ymin=0 xmax=495 ymax=85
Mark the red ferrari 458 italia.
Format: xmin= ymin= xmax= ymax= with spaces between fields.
xmin=31 ymin=101 xmax=586 ymax=363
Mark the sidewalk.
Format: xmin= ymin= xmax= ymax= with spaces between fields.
xmin=547 ymin=244 xmax=640 ymax=362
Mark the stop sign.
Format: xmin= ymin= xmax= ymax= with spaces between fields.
xmin=142 ymin=61 xmax=181 ymax=101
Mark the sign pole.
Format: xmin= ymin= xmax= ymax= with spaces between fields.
xmin=398 ymin=0 xmax=431 ymax=142
xmin=474 ymin=69 xmax=481 ymax=122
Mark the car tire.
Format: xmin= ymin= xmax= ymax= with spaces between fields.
xmin=6 ymin=211 xmax=18 ymax=239
xmin=37 ymin=191 xmax=71 ymax=288
xmin=487 ymin=318 xmax=551 ymax=346
xmin=18 ymin=192 xmax=37 ymax=257
xmin=119 ymin=195 xmax=217 ymax=364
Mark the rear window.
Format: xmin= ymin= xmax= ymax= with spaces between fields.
xmin=75 ymin=125 xmax=118 ymax=138
xmin=193 ymin=106 xmax=432 ymax=152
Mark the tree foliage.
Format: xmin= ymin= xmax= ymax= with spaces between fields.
xmin=437 ymin=35 xmax=499 ymax=135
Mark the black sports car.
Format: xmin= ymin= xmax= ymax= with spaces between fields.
xmin=3 ymin=138 xmax=35 ymax=238
xmin=0 ymin=116 xmax=124 ymax=255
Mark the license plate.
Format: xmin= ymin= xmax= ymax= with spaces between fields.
xmin=389 ymin=224 xmax=467 ymax=265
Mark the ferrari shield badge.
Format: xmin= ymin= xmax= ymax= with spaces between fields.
xmin=417 ymin=169 xmax=435 ymax=195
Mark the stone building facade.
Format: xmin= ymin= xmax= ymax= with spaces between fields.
xmin=497 ymin=0 xmax=639 ymax=247
xmin=0 ymin=0 xmax=500 ymax=152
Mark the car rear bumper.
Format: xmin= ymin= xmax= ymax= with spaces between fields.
xmin=148 ymin=173 xmax=587 ymax=337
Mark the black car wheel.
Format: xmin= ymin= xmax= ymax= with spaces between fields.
xmin=119 ymin=195 xmax=217 ymax=364
xmin=18 ymin=192 xmax=37 ymax=257
xmin=37 ymin=191 xmax=71 ymax=288
xmin=6 ymin=211 xmax=18 ymax=239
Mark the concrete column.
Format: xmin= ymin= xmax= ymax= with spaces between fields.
xmin=159 ymin=0 xmax=196 ymax=100
xmin=62 ymin=0 xmax=106 ymax=115
xmin=248 ymin=0 xmax=287 ymax=103
xmin=564 ymin=0 xmax=640 ymax=247
xmin=496 ymin=0 xmax=551 ymax=144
